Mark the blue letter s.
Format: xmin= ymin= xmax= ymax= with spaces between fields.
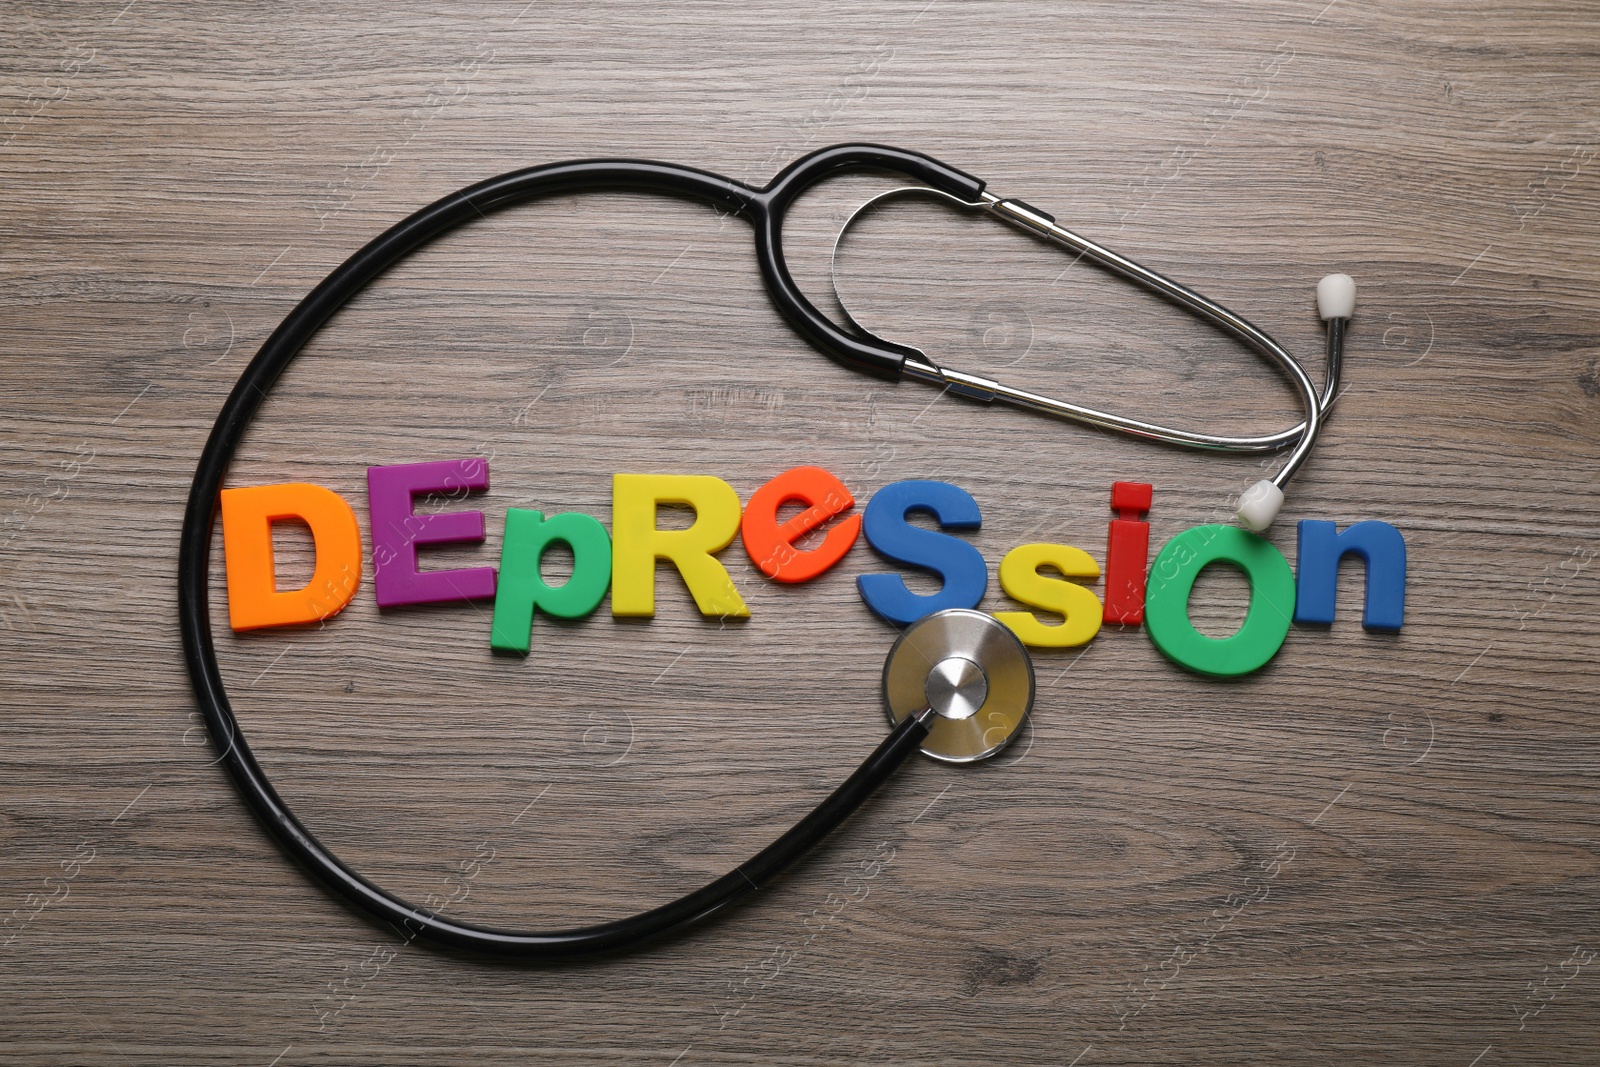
xmin=856 ymin=480 xmax=987 ymax=626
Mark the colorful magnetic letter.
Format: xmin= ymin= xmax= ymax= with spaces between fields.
xmin=1292 ymin=519 xmax=1407 ymax=631
xmin=367 ymin=458 xmax=497 ymax=608
xmin=490 ymin=509 xmax=612 ymax=653
xmin=219 ymin=482 xmax=362 ymax=631
xmin=1144 ymin=524 xmax=1296 ymax=677
xmin=856 ymin=479 xmax=987 ymax=626
xmin=994 ymin=543 xmax=1104 ymax=648
xmin=741 ymin=465 xmax=861 ymax=583
xmin=1104 ymin=480 xmax=1153 ymax=625
xmin=610 ymin=473 xmax=749 ymax=618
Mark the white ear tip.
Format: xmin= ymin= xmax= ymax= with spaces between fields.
xmin=1236 ymin=479 xmax=1284 ymax=532
xmin=1317 ymin=273 xmax=1356 ymax=320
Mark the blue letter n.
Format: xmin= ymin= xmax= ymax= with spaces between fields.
xmin=1293 ymin=520 xmax=1406 ymax=631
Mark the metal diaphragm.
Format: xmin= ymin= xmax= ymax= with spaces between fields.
xmin=881 ymin=608 xmax=1035 ymax=762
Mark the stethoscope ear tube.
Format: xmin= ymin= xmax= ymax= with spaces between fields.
xmin=826 ymin=184 xmax=1356 ymax=531
xmin=752 ymin=143 xmax=987 ymax=380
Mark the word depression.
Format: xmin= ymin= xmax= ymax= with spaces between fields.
xmin=218 ymin=458 xmax=1406 ymax=677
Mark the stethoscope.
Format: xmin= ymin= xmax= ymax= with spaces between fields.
xmin=179 ymin=143 xmax=1355 ymax=958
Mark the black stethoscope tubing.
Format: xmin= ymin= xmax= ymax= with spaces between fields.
xmin=178 ymin=145 xmax=984 ymax=958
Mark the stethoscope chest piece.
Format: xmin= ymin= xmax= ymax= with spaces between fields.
xmin=882 ymin=609 xmax=1036 ymax=762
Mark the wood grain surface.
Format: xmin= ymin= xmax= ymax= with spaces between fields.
xmin=4 ymin=1 xmax=1600 ymax=1064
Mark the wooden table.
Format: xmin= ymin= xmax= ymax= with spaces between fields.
xmin=4 ymin=2 xmax=1598 ymax=1063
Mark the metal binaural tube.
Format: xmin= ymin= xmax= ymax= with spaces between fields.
xmin=829 ymin=185 xmax=1355 ymax=527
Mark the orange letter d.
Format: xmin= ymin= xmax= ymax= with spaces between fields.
xmin=219 ymin=483 xmax=362 ymax=630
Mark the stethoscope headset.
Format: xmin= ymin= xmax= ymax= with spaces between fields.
xmin=179 ymin=143 xmax=1355 ymax=958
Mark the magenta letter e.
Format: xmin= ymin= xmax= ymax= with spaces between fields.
xmin=367 ymin=458 xmax=497 ymax=608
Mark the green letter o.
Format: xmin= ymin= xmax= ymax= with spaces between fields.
xmin=1144 ymin=524 xmax=1296 ymax=677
